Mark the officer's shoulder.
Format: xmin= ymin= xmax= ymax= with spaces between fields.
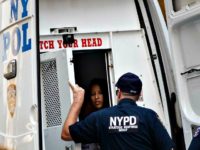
xmin=137 ymin=105 xmax=157 ymax=115
xmin=91 ymin=106 xmax=114 ymax=115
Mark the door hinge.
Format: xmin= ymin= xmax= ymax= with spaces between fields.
xmin=70 ymin=58 xmax=74 ymax=63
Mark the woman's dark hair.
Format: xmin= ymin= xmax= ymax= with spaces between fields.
xmin=88 ymin=78 xmax=109 ymax=107
xmin=80 ymin=78 xmax=109 ymax=119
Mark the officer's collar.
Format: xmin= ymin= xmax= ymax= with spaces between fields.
xmin=118 ymin=99 xmax=137 ymax=106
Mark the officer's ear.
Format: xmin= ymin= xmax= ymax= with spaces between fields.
xmin=117 ymin=89 xmax=122 ymax=99
xmin=138 ymin=90 xmax=143 ymax=101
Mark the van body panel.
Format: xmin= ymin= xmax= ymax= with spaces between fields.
xmin=0 ymin=0 xmax=39 ymax=149
xmin=165 ymin=0 xmax=200 ymax=148
xmin=0 ymin=0 xmax=184 ymax=149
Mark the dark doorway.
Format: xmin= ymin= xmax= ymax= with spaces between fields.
xmin=73 ymin=50 xmax=110 ymax=120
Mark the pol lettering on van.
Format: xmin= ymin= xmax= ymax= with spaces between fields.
xmin=2 ymin=0 xmax=31 ymax=61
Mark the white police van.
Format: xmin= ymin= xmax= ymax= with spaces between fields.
xmin=0 ymin=0 xmax=199 ymax=150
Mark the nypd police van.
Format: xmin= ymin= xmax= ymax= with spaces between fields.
xmin=0 ymin=0 xmax=200 ymax=149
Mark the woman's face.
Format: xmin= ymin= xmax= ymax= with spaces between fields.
xmin=90 ymin=84 xmax=104 ymax=109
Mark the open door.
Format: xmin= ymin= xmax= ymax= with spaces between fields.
xmin=165 ymin=0 xmax=200 ymax=149
xmin=0 ymin=0 xmax=40 ymax=149
xmin=40 ymin=49 xmax=75 ymax=150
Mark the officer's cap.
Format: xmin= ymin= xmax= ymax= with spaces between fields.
xmin=116 ymin=72 xmax=142 ymax=95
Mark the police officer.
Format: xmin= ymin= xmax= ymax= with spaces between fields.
xmin=61 ymin=72 xmax=175 ymax=150
xmin=188 ymin=127 xmax=200 ymax=150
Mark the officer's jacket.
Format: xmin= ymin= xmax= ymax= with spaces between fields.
xmin=188 ymin=127 xmax=200 ymax=150
xmin=69 ymin=99 xmax=175 ymax=150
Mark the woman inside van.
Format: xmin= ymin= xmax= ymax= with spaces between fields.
xmin=81 ymin=78 xmax=109 ymax=150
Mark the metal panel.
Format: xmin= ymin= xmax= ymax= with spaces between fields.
xmin=187 ymin=75 xmax=200 ymax=116
xmin=0 ymin=0 xmax=39 ymax=149
xmin=111 ymin=30 xmax=166 ymax=127
xmin=39 ymin=0 xmax=140 ymax=35
xmin=41 ymin=60 xmax=62 ymax=128
xmin=177 ymin=21 xmax=200 ymax=68
xmin=165 ymin=0 xmax=200 ymax=148
xmin=40 ymin=49 xmax=75 ymax=150
xmin=174 ymin=0 xmax=200 ymax=11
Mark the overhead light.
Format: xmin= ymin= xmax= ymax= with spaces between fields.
xmin=62 ymin=34 xmax=75 ymax=45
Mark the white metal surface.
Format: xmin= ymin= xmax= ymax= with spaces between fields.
xmin=39 ymin=0 xmax=140 ymax=35
xmin=0 ymin=0 xmax=39 ymax=149
xmin=138 ymin=0 xmax=173 ymax=135
xmin=111 ymin=30 xmax=166 ymax=125
xmin=40 ymin=49 xmax=75 ymax=150
xmin=165 ymin=0 xmax=200 ymax=148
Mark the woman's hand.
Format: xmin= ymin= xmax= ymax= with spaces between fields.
xmin=69 ymin=82 xmax=85 ymax=107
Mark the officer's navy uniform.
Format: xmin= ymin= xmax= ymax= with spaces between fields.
xmin=188 ymin=127 xmax=200 ymax=150
xmin=69 ymin=98 xmax=175 ymax=150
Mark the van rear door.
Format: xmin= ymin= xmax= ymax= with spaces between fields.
xmin=165 ymin=0 xmax=200 ymax=149
xmin=0 ymin=0 xmax=40 ymax=149
xmin=40 ymin=49 xmax=75 ymax=150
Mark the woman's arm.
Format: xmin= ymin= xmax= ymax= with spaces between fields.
xmin=61 ymin=82 xmax=85 ymax=141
